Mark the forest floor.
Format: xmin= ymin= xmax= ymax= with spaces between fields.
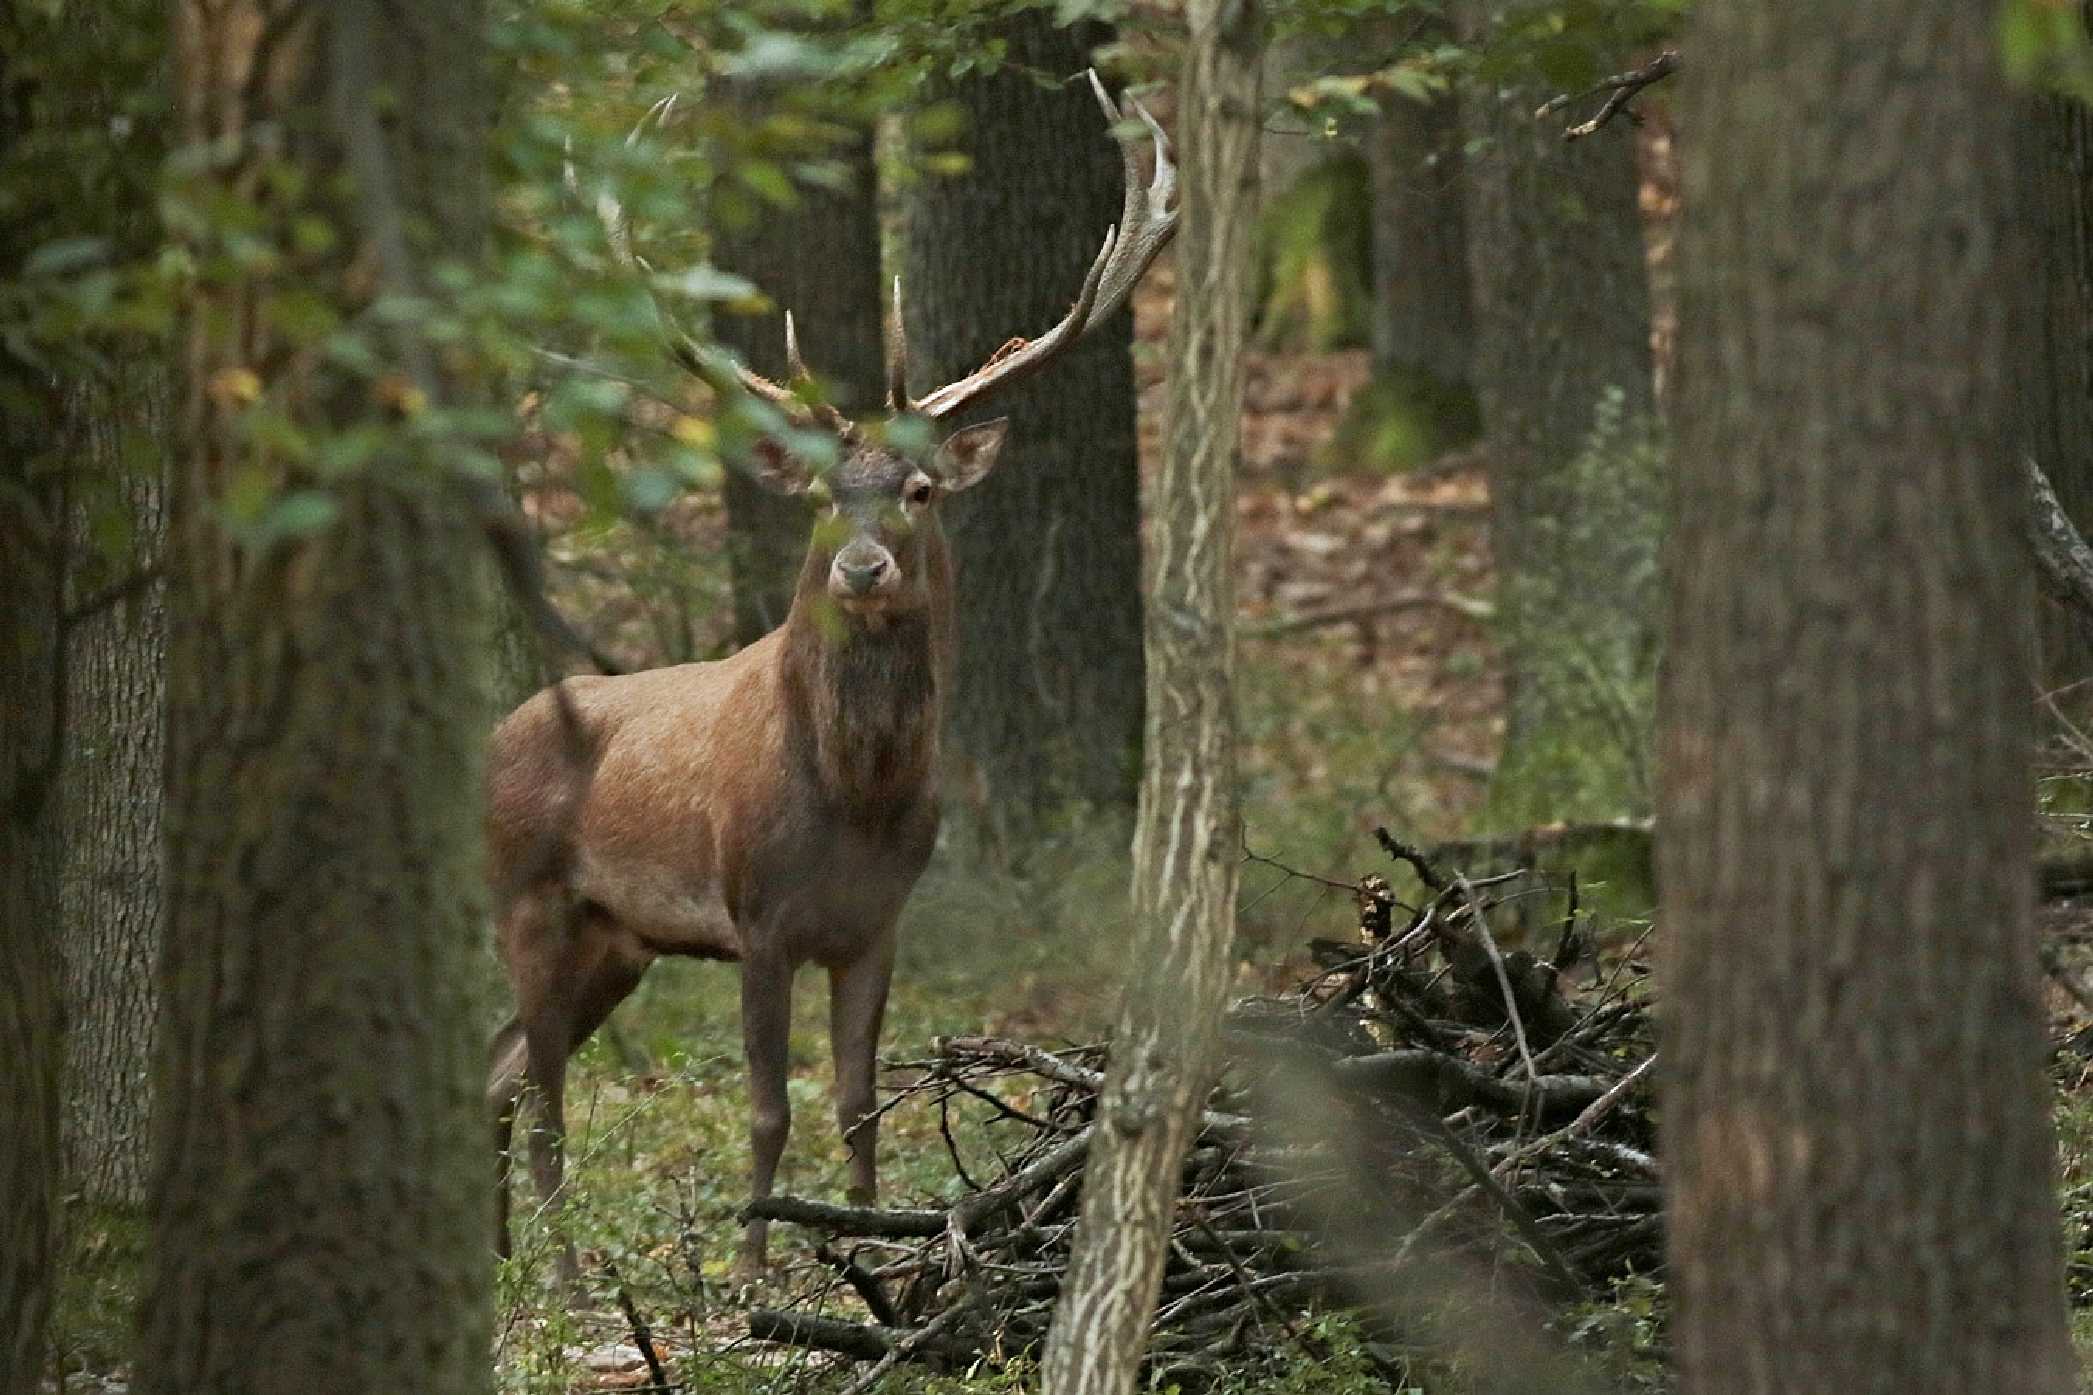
xmin=47 ymin=246 xmax=2093 ymax=1394
xmin=473 ymin=270 xmax=1637 ymax=1395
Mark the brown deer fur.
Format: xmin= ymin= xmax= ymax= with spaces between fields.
xmin=487 ymin=426 xmax=1004 ymax=1280
xmin=486 ymin=71 xmax=1177 ymax=1284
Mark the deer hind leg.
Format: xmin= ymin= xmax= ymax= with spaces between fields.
xmin=505 ymin=899 xmax=651 ymax=1287
xmin=736 ymin=948 xmax=796 ymax=1280
xmin=829 ymin=940 xmax=896 ymax=1206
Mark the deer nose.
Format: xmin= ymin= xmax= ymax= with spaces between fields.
xmin=839 ymin=556 xmax=890 ymax=595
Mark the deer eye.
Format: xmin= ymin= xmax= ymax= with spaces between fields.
xmin=906 ymin=478 xmax=935 ymax=506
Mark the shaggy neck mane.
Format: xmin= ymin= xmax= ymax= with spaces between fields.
xmin=780 ymin=533 xmax=953 ymax=818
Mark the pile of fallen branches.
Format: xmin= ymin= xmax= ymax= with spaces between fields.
xmin=745 ymin=830 xmax=1658 ymax=1386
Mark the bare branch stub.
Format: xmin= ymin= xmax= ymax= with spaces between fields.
xmin=1534 ymin=48 xmax=1681 ymax=142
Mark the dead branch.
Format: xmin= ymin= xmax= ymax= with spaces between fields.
xmin=1534 ymin=49 xmax=1681 ymax=141
xmin=740 ymin=834 xmax=1662 ymax=1382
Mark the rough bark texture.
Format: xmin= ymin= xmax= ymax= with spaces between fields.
xmin=713 ymin=82 xmax=883 ymax=646
xmin=902 ymin=12 xmax=1144 ymax=853
xmin=1367 ymin=25 xmax=1471 ymax=392
xmin=140 ymin=5 xmax=493 ymax=1392
xmin=1038 ymin=6 xmax=1258 ymax=1393
xmin=1660 ymin=6 xmax=2076 ymax=1392
xmin=1458 ymin=3 xmax=1659 ymax=822
xmin=58 ymin=375 xmax=167 ymax=1210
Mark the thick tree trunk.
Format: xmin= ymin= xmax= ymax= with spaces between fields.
xmin=1 ymin=21 xmax=73 ymax=1388
xmin=2017 ymin=38 xmax=2093 ymax=709
xmin=713 ymin=65 xmax=883 ymax=646
xmin=140 ymin=5 xmax=493 ymax=1392
xmin=1458 ymin=3 xmax=1660 ymax=822
xmin=58 ymin=375 xmax=167 ymax=1210
xmin=1038 ymin=5 xmax=1258 ymax=1393
xmin=902 ymin=12 xmax=1144 ymax=855
xmin=1367 ymin=26 xmax=1472 ymax=393
xmin=0 ymin=453 xmax=63 ymax=1395
xmin=1660 ymin=5 xmax=2076 ymax=1392
xmin=0 ymin=394 xmax=65 ymax=1395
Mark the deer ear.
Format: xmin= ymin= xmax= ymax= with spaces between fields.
xmin=932 ymin=418 xmax=1009 ymax=493
xmin=750 ymin=438 xmax=817 ymax=496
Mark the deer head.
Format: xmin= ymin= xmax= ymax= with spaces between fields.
xmin=748 ymin=419 xmax=1009 ymax=617
xmin=684 ymin=71 xmax=1178 ymax=625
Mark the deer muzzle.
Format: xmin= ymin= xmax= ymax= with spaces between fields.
xmin=831 ymin=543 xmax=897 ymax=601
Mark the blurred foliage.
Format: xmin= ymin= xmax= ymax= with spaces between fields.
xmin=1484 ymin=386 xmax=1663 ymax=827
xmin=0 ymin=0 xmax=1699 ymax=588
xmin=1258 ymin=149 xmax=1374 ymax=351
xmin=1326 ymin=366 xmax=1482 ymax=473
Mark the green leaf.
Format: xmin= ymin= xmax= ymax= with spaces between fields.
xmin=651 ymin=265 xmax=760 ymax=302
xmin=24 ymin=236 xmax=112 ymax=278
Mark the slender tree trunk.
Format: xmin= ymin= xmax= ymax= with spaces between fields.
xmin=140 ymin=5 xmax=493 ymax=1392
xmin=58 ymin=375 xmax=167 ymax=1210
xmin=713 ymin=56 xmax=883 ymax=646
xmin=1660 ymin=5 xmax=2075 ymax=1392
xmin=902 ymin=12 xmax=1144 ymax=856
xmin=1458 ymin=2 xmax=1660 ymax=822
xmin=1038 ymin=5 xmax=1258 ymax=1392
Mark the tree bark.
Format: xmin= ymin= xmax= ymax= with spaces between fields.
xmin=1367 ymin=23 xmax=1472 ymax=395
xmin=1457 ymin=2 xmax=1660 ymax=822
xmin=2017 ymin=21 xmax=2093 ymax=710
xmin=1660 ymin=5 xmax=2076 ymax=1392
xmin=712 ymin=53 xmax=883 ymax=646
xmin=140 ymin=5 xmax=493 ymax=1392
xmin=57 ymin=374 xmax=167 ymax=1211
xmin=1038 ymin=5 xmax=1258 ymax=1393
xmin=902 ymin=12 xmax=1145 ymax=855
xmin=0 ymin=354 xmax=65 ymax=1395
xmin=0 ymin=421 xmax=64 ymax=1395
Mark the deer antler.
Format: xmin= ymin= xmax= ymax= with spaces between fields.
xmin=679 ymin=316 xmax=855 ymax=438
xmin=889 ymin=69 xmax=1178 ymax=422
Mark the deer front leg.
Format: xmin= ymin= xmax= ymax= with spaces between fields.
xmin=738 ymin=950 xmax=795 ymax=1280
xmin=829 ymin=942 xmax=895 ymax=1206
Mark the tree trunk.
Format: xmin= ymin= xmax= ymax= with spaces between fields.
xmin=2017 ymin=29 xmax=2093 ymax=711
xmin=1660 ymin=5 xmax=2076 ymax=1392
xmin=1457 ymin=3 xmax=1660 ymax=823
xmin=0 ymin=369 xmax=65 ymax=1395
xmin=902 ymin=12 xmax=1144 ymax=856
xmin=57 ymin=374 xmax=167 ymax=1211
xmin=0 ymin=435 xmax=64 ymax=1395
xmin=1038 ymin=5 xmax=1258 ymax=1392
xmin=1367 ymin=25 xmax=1472 ymax=394
xmin=140 ymin=5 xmax=493 ymax=1392
xmin=712 ymin=58 xmax=883 ymax=647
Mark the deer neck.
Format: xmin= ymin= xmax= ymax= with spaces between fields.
xmin=779 ymin=529 xmax=953 ymax=819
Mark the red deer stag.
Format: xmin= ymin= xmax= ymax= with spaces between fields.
xmin=487 ymin=74 xmax=1176 ymax=1281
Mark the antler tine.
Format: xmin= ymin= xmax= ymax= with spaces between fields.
xmin=677 ymin=327 xmax=853 ymax=437
xmin=1084 ymin=70 xmax=1177 ymax=337
xmin=909 ymin=69 xmax=1179 ymax=423
xmin=784 ymin=311 xmax=810 ymax=384
xmin=885 ymin=276 xmax=911 ymax=411
xmin=778 ymin=311 xmax=854 ymax=433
